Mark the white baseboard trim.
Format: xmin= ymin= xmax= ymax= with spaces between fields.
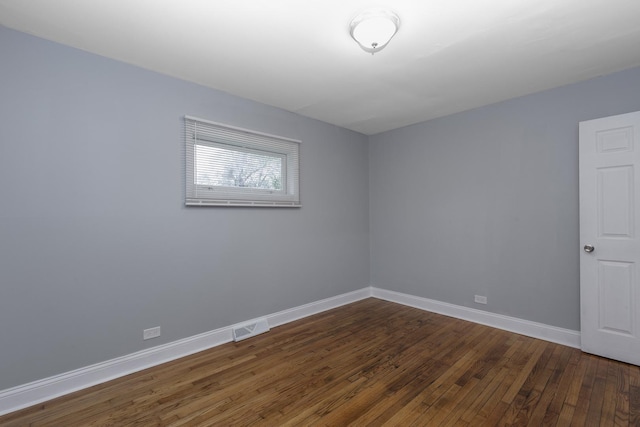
xmin=266 ymin=288 xmax=371 ymax=328
xmin=0 ymin=286 xmax=579 ymax=416
xmin=371 ymin=287 xmax=581 ymax=349
xmin=0 ymin=287 xmax=371 ymax=416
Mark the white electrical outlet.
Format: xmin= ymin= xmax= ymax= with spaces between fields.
xmin=474 ymin=295 xmax=487 ymax=304
xmin=143 ymin=326 xmax=161 ymax=340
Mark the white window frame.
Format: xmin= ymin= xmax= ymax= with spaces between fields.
xmin=185 ymin=116 xmax=301 ymax=207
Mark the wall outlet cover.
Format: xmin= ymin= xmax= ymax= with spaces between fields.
xmin=143 ymin=326 xmax=161 ymax=340
xmin=474 ymin=295 xmax=488 ymax=304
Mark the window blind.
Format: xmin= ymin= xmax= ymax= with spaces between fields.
xmin=185 ymin=116 xmax=301 ymax=207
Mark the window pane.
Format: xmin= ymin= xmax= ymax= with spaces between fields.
xmin=185 ymin=116 xmax=300 ymax=207
xmin=195 ymin=144 xmax=283 ymax=191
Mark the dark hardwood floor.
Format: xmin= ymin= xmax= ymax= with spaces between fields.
xmin=1 ymin=298 xmax=639 ymax=426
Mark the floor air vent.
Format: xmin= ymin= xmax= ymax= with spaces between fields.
xmin=232 ymin=317 xmax=270 ymax=342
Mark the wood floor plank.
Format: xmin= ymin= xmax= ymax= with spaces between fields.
xmin=526 ymin=345 xmax=571 ymax=425
xmin=454 ymin=366 xmax=511 ymax=424
xmin=585 ymin=357 xmax=610 ymax=426
xmin=540 ymin=347 xmax=581 ymax=425
xmin=570 ymin=353 xmax=600 ymax=427
xmin=466 ymin=340 xmax=531 ymax=425
xmin=500 ymin=338 xmax=548 ymax=405
xmin=434 ymin=339 xmax=522 ymax=425
xmin=629 ymin=364 xmax=640 ymax=426
xmin=379 ymin=350 xmax=480 ymax=425
xmin=609 ymin=361 xmax=629 ymax=427
xmin=557 ymin=403 xmax=577 ymax=427
xmin=493 ymin=341 xmax=552 ymax=426
xmin=1 ymin=298 xmax=638 ymax=426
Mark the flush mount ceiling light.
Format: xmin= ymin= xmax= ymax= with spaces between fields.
xmin=350 ymin=9 xmax=400 ymax=54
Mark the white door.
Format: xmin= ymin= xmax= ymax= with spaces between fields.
xmin=580 ymin=111 xmax=640 ymax=365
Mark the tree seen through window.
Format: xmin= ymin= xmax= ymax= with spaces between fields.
xmin=195 ymin=144 xmax=283 ymax=191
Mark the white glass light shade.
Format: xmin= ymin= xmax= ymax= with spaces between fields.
xmin=350 ymin=10 xmax=400 ymax=54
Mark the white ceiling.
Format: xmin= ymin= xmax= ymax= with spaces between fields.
xmin=1 ymin=1 xmax=640 ymax=135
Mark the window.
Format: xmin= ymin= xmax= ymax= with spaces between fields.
xmin=185 ymin=116 xmax=301 ymax=207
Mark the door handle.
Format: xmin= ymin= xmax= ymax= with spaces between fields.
xmin=584 ymin=244 xmax=595 ymax=253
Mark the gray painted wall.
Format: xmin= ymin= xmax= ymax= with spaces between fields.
xmin=370 ymin=66 xmax=640 ymax=331
xmin=4 ymin=22 xmax=640 ymax=393
xmin=0 ymin=27 xmax=369 ymax=390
